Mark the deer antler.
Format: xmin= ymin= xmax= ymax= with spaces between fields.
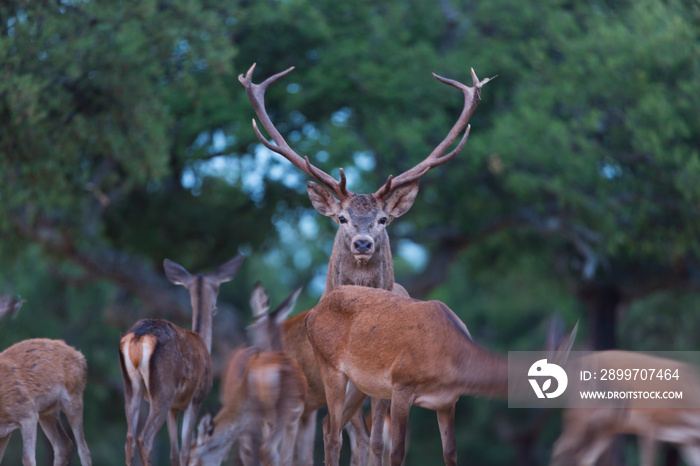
xmin=238 ymin=64 xmax=350 ymax=200
xmin=374 ymin=69 xmax=491 ymax=200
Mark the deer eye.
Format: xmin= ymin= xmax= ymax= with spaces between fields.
xmin=338 ymin=216 xmax=348 ymax=224
xmin=379 ymin=217 xmax=387 ymax=225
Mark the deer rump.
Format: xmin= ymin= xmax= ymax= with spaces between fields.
xmin=119 ymin=319 xmax=211 ymax=411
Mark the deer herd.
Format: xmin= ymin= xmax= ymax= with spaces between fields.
xmin=0 ymin=63 xmax=697 ymax=466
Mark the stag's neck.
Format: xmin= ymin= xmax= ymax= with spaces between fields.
xmin=323 ymin=234 xmax=394 ymax=297
xmin=457 ymin=342 xmax=509 ymax=400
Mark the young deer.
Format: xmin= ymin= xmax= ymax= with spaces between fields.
xmin=188 ymin=284 xmax=307 ymax=466
xmin=551 ymin=351 xmax=700 ymax=466
xmin=305 ymin=285 xmax=576 ymax=466
xmin=0 ymin=338 xmax=92 ymax=466
xmin=239 ymin=63 xmax=490 ymax=465
xmin=118 ymin=255 xmax=243 ymax=466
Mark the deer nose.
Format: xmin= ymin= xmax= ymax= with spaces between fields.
xmin=353 ymin=238 xmax=373 ymax=255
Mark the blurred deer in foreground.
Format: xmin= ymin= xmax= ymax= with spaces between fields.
xmin=0 ymin=294 xmax=25 ymax=320
xmin=551 ymin=351 xmax=700 ymax=466
xmin=0 ymin=338 xmax=92 ymax=466
xmin=118 ymin=255 xmax=243 ymax=466
xmin=188 ymin=283 xmax=306 ymax=466
xmin=239 ymin=63 xmax=489 ymax=465
xmin=305 ymin=285 xmax=577 ymax=466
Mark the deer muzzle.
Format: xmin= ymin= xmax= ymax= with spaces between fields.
xmin=352 ymin=236 xmax=375 ymax=261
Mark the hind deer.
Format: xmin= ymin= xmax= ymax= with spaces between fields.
xmin=550 ymin=351 xmax=700 ymax=466
xmin=0 ymin=338 xmax=92 ymax=466
xmin=118 ymin=255 xmax=243 ymax=466
xmin=239 ymin=63 xmax=490 ymax=465
xmin=188 ymin=283 xmax=307 ymax=466
xmin=305 ymin=285 xmax=577 ymax=466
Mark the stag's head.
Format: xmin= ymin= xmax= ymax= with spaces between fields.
xmin=239 ymin=64 xmax=489 ymax=269
xmin=306 ymin=182 xmax=418 ymax=263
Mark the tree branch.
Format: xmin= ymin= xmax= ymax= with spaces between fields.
xmin=9 ymin=210 xmax=246 ymax=375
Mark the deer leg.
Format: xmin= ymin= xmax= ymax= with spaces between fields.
xmin=240 ymin=427 xmax=262 ymax=466
xmin=550 ymin=432 xmax=577 ymax=466
xmin=370 ymin=398 xmax=390 ymax=466
xmin=320 ymin=369 xmax=350 ymax=466
xmin=550 ymin=413 xmax=591 ymax=466
xmin=346 ymin=405 xmax=370 ymax=466
xmin=179 ymin=403 xmax=200 ymax=466
xmin=61 ymin=394 xmax=92 ymax=466
xmin=0 ymin=434 xmax=9 ymax=462
xmin=38 ymin=410 xmax=72 ymax=466
xmin=436 ymin=404 xmax=457 ymax=466
xmin=639 ymin=435 xmax=659 ymax=466
xmin=19 ymin=414 xmax=39 ymax=466
xmin=123 ymin=384 xmax=142 ymax=465
xmin=278 ymin=401 xmax=304 ymax=466
xmin=137 ymin=400 xmax=171 ymax=466
xmin=343 ymin=382 xmax=370 ymax=466
xmin=388 ymin=390 xmax=413 ymax=466
xmin=681 ymin=444 xmax=700 ymax=466
xmin=261 ymin=423 xmax=283 ymax=466
xmin=163 ymin=407 xmax=180 ymax=465
xmin=294 ymin=412 xmax=316 ymax=466
xmin=577 ymin=433 xmax=614 ymax=466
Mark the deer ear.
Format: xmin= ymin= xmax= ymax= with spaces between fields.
xmin=547 ymin=316 xmax=579 ymax=366
xmin=384 ymin=182 xmax=419 ymax=220
xmin=307 ymin=181 xmax=340 ymax=217
xmin=163 ymin=259 xmax=195 ymax=287
xmin=0 ymin=295 xmax=26 ymax=319
xmin=195 ymin=412 xmax=214 ymax=445
xmin=272 ymin=286 xmax=302 ymax=324
xmin=250 ymin=282 xmax=270 ymax=319
xmin=212 ymin=254 xmax=244 ymax=284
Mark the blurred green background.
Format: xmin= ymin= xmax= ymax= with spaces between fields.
xmin=0 ymin=0 xmax=698 ymax=464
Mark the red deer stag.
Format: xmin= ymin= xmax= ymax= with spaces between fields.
xmin=188 ymin=284 xmax=306 ymax=466
xmin=551 ymin=351 xmax=700 ymax=466
xmin=0 ymin=338 xmax=92 ymax=466
xmin=239 ymin=63 xmax=490 ymax=465
xmin=118 ymin=255 xmax=243 ymax=466
xmin=305 ymin=285 xmax=576 ymax=466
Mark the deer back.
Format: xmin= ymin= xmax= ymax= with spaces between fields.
xmin=245 ymin=351 xmax=307 ymax=421
xmin=0 ymin=338 xmax=87 ymax=426
xmin=306 ymin=285 xmax=513 ymax=405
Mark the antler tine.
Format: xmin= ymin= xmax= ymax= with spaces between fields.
xmin=375 ymin=68 xmax=490 ymax=200
xmin=239 ymin=63 xmax=350 ymax=199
